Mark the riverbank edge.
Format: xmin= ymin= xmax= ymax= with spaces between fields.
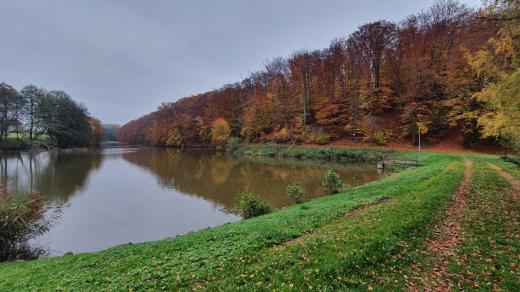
xmin=231 ymin=144 xmax=393 ymax=162
xmin=0 ymin=146 xmax=458 ymax=287
xmin=3 ymin=146 xmax=514 ymax=290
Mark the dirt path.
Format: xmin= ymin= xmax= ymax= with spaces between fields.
xmin=490 ymin=164 xmax=520 ymax=198
xmin=408 ymin=159 xmax=473 ymax=291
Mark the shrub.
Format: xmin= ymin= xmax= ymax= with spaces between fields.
xmin=322 ymin=169 xmax=343 ymax=194
xmin=373 ymin=130 xmax=391 ymax=146
xmin=286 ymin=184 xmax=305 ymax=203
xmin=234 ymin=192 xmax=272 ymax=218
xmin=0 ymin=194 xmax=51 ymax=261
xmin=0 ymin=139 xmax=29 ymax=151
xmin=273 ymin=128 xmax=289 ymax=143
xmin=502 ymin=154 xmax=520 ymax=165
xmin=314 ymin=135 xmax=330 ymax=145
xmin=225 ymin=137 xmax=241 ymax=154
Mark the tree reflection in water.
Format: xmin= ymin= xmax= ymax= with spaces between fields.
xmin=122 ymin=148 xmax=384 ymax=210
xmin=0 ymin=148 xmax=384 ymax=256
xmin=0 ymin=151 xmax=103 ymax=205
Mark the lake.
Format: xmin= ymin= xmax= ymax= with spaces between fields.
xmin=0 ymin=147 xmax=385 ymax=256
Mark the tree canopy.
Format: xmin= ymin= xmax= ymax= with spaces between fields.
xmin=470 ymin=0 xmax=520 ymax=151
xmin=0 ymin=83 xmax=100 ymax=148
xmin=117 ymin=0 xmax=517 ymax=153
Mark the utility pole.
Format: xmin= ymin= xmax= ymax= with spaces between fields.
xmin=417 ymin=114 xmax=423 ymax=151
xmin=418 ymin=128 xmax=421 ymax=151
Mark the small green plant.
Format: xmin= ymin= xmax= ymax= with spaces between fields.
xmin=286 ymin=184 xmax=305 ymax=203
xmin=373 ymin=130 xmax=391 ymax=146
xmin=234 ymin=192 xmax=272 ymax=218
xmin=322 ymin=169 xmax=343 ymax=194
xmin=314 ymin=135 xmax=330 ymax=145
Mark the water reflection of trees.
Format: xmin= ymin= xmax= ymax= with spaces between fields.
xmin=0 ymin=151 xmax=102 ymax=259
xmin=0 ymin=151 xmax=103 ymax=205
xmin=122 ymin=148 xmax=382 ymax=210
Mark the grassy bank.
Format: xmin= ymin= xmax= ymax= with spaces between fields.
xmin=0 ymin=147 xmax=518 ymax=290
xmin=231 ymin=144 xmax=394 ymax=162
xmin=0 ymin=133 xmax=53 ymax=151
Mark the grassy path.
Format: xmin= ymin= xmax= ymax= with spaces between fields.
xmin=399 ymin=157 xmax=519 ymax=291
xmin=449 ymin=159 xmax=519 ymax=290
xmin=0 ymin=151 xmax=518 ymax=291
xmin=407 ymin=159 xmax=473 ymax=290
xmin=490 ymin=164 xmax=520 ymax=195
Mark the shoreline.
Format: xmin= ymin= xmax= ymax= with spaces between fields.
xmin=0 ymin=146 xmax=517 ymax=290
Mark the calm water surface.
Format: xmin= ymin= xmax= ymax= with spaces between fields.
xmin=0 ymin=147 xmax=384 ymax=255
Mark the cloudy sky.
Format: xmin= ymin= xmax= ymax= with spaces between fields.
xmin=0 ymin=0 xmax=481 ymax=124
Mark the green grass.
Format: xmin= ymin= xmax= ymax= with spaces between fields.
xmin=1 ymin=132 xmax=52 ymax=150
xmin=0 ymin=147 xmax=517 ymax=291
xmin=376 ymin=155 xmax=520 ymax=290
xmin=448 ymin=160 xmax=520 ymax=290
xmin=6 ymin=132 xmax=49 ymax=141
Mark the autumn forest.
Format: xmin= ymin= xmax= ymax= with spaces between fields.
xmin=119 ymin=1 xmax=520 ymax=153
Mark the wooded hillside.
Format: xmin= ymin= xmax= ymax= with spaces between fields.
xmin=119 ymin=1 xmax=519 ymax=151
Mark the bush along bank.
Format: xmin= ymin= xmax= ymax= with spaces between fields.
xmin=231 ymin=144 xmax=392 ymax=163
xmin=229 ymin=144 xmax=422 ymax=172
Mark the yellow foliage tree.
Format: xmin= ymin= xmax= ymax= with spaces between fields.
xmin=468 ymin=5 xmax=520 ymax=151
xmin=165 ymin=128 xmax=182 ymax=147
xmin=211 ymin=118 xmax=231 ymax=149
xmin=89 ymin=117 xmax=104 ymax=146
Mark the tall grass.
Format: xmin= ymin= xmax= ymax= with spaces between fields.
xmin=0 ymin=192 xmax=51 ymax=261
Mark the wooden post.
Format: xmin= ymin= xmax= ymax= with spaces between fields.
xmin=418 ymin=129 xmax=421 ymax=151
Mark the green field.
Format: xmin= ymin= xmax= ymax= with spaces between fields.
xmin=0 ymin=147 xmax=518 ymax=291
xmin=0 ymin=132 xmax=52 ymax=150
xmin=6 ymin=132 xmax=49 ymax=141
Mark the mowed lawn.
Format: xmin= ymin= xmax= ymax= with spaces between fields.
xmin=6 ymin=132 xmax=50 ymax=141
xmin=0 ymin=151 xmax=518 ymax=291
xmin=1 ymin=132 xmax=52 ymax=150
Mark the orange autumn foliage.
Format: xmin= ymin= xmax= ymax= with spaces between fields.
xmin=120 ymin=1 xmax=499 ymax=149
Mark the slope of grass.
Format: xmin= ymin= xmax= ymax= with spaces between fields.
xmin=449 ymin=161 xmax=519 ymax=290
xmin=374 ymin=156 xmax=520 ymax=290
xmin=0 ymin=151 xmax=462 ymax=290
xmin=0 ymin=148 xmax=516 ymax=291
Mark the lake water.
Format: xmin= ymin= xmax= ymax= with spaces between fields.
xmin=0 ymin=147 xmax=384 ymax=256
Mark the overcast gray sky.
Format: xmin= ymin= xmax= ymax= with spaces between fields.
xmin=0 ymin=0 xmax=481 ymax=124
